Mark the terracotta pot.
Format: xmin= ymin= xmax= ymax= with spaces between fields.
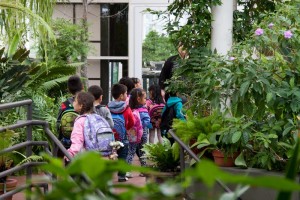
xmin=0 ymin=178 xmax=18 ymax=200
xmin=212 ymin=149 xmax=239 ymax=167
xmin=189 ymin=138 xmax=201 ymax=155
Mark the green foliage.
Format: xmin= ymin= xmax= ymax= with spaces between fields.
xmin=41 ymin=19 xmax=89 ymax=62
xmin=148 ymin=0 xmax=279 ymax=50
xmin=0 ymin=129 xmax=18 ymax=177
xmin=0 ymin=47 xmax=30 ymax=102
xmin=0 ymin=0 xmax=56 ymax=57
xmin=142 ymin=138 xmax=180 ymax=172
xmin=29 ymin=152 xmax=183 ymax=200
xmin=169 ymin=1 xmax=300 ymax=171
xmin=184 ymin=159 xmax=300 ymax=192
xmin=277 ymin=134 xmax=300 ymax=200
xmin=233 ymin=0 xmax=280 ymax=42
xmin=142 ymin=30 xmax=176 ymax=63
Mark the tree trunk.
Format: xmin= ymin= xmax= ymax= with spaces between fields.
xmin=81 ymin=0 xmax=89 ymax=89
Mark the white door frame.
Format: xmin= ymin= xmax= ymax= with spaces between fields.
xmin=128 ymin=0 xmax=170 ymax=79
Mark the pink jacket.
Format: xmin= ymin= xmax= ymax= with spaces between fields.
xmin=67 ymin=117 xmax=85 ymax=157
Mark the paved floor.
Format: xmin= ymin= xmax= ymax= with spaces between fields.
xmin=11 ymin=155 xmax=146 ymax=200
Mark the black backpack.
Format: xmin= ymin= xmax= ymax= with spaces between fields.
xmin=160 ymin=103 xmax=178 ymax=133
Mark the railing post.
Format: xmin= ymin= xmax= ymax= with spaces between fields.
xmin=26 ymin=101 xmax=33 ymax=200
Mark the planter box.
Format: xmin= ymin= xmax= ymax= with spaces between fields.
xmin=186 ymin=167 xmax=300 ymax=200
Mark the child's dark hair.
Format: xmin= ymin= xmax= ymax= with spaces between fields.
xmin=129 ymin=88 xmax=145 ymax=109
xmin=75 ymin=91 xmax=95 ymax=115
xmin=119 ymin=77 xmax=135 ymax=94
xmin=169 ymin=92 xmax=177 ymax=97
xmin=68 ymin=75 xmax=83 ymax=95
xmin=148 ymin=85 xmax=164 ymax=104
xmin=88 ymin=85 xmax=103 ymax=100
xmin=131 ymin=77 xmax=140 ymax=85
xmin=111 ymin=84 xmax=127 ymax=100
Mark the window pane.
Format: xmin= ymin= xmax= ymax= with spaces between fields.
xmin=101 ymin=3 xmax=128 ymax=56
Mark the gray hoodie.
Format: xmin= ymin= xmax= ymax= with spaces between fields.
xmin=94 ymin=105 xmax=114 ymax=128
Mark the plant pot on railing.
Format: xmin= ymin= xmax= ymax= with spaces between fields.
xmin=0 ymin=178 xmax=18 ymax=200
xmin=212 ymin=149 xmax=239 ymax=167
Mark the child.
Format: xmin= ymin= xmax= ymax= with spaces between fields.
xmin=107 ymin=84 xmax=135 ymax=182
xmin=131 ymin=77 xmax=142 ymax=88
xmin=56 ymin=75 xmax=83 ymax=155
xmin=67 ymin=92 xmax=114 ymax=158
xmin=57 ymin=75 xmax=83 ymax=117
xmin=146 ymin=85 xmax=165 ymax=144
xmin=126 ymin=88 xmax=152 ymax=178
xmin=160 ymin=92 xmax=186 ymax=144
xmin=119 ymin=77 xmax=135 ymax=105
xmin=88 ymin=85 xmax=114 ymax=128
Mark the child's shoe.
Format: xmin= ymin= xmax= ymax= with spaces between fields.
xmin=126 ymin=172 xmax=133 ymax=178
xmin=118 ymin=176 xmax=128 ymax=182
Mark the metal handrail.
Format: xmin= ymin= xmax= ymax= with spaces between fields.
xmin=168 ymin=129 xmax=235 ymax=195
xmin=0 ymin=100 xmax=106 ymax=199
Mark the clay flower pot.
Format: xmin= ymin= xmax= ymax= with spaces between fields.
xmin=0 ymin=178 xmax=18 ymax=200
xmin=212 ymin=149 xmax=239 ymax=167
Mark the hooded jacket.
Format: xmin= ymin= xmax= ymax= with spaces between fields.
xmin=107 ymin=100 xmax=135 ymax=131
xmin=162 ymin=96 xmax=186 ymax=121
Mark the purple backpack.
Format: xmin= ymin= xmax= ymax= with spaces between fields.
xmin=83 ymin=114 xmax=114 ymax=156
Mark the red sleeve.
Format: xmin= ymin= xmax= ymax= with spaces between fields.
xmin=61 ymin=102 xmax=67 ymax=111
xmin=123 ymin=107 xmax=135 ymax=130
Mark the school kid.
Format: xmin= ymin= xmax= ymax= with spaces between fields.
xmin=56 ymin=75 xmax=83 ymax=156
xmin=126 ymin=88 xmax=152 ymax=178
xmin=119 ymin=77 xmax=135 ymax=105
xmin=161 ymin=92 xmax=186 ymax=143
xmin=88 ymin=85 xmax=114 ymax=128
xmin=146 ymin=85 xmax=165 ymax=144
xmin=66 ymin=92 xmax=94 ymax=158
xmin=57 ymin=75 xmax=83 ymax=117
xmin=131 ymin=77 xmax=142 ymax=88
xmin=107 ymin=84 xmax=135 ymax=182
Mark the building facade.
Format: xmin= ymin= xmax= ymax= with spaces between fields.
xmin=53 ymin=0 xmax=170 ymax=103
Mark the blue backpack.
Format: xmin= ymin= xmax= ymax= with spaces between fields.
xmin=83 ymin=114 xmax=114 ymax=157
xmin=111 ymin=112 xmax=127 ymax=142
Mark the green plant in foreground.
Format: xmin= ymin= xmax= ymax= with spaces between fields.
xmin=27 ymin=141 xmax=300 ymax=200
xmin=28 ymin=152 xmax=183 ymax=200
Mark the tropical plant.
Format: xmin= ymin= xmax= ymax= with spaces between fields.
xmin=169 ymin=0 xmax=300 ymax=171
xmin=0 ymin=47 xmax=31 ymax=102
xmin=0 ymin=130 xmax=18 ymax=182
xmin=142 ymin=138 xmax=180 ymax=172
xmin=0 ymin=0 xmax=56 ymax=57
xmin=28 ymin=152 xmax=183 ymax=200
xmin=147 ymin=0 xmax=281 ymax=50
xmin=27 ymin=140 xmax=300 ymax=200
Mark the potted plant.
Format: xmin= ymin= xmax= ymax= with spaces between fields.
xmin=142 ymin=138 xmax=180 ymax=183
xmin=172 ymin=110 xmax=223 ymax=157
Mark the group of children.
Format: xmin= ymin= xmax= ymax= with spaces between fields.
xmin=56 ymin=75 xmax=185 ymax=182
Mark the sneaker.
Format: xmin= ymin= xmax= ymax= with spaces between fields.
xmin=118 ymin=176 xmax=128 ymax=182
xmin=126 ymin=172 xmax=133 ymax=178
xmin=139 ymin=173 xmax=145 ymax=177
